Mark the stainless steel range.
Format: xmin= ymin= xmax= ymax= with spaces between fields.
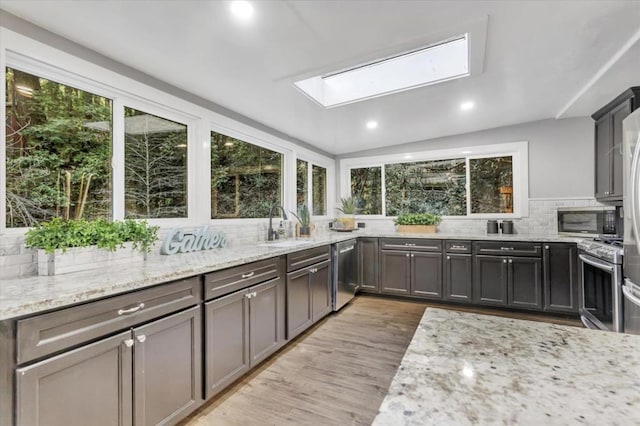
xmin=577 ymin=238 xmax=623 ymax=332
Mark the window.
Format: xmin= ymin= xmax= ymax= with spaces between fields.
xmin=385 ymin=158 xmax=466 ymax=216
xmin=124 ymin=107 xmax=188 ymax=218
xmin=470 ymin=156 xmax=513 ymax=214
xmin=341 ymin=142 xmax=526 ymax=218
xmin=5 ymin=67 xmax=112 ymax=227
xmin=296 ymin=159 xmax=308 ymax=208
xmin=210 ymin=131 xmax=283 ymax=219
xmin=351 ymin=167 xmax=382 ymax=215
xmin=312 ymin=165 xmax=326 ymax=215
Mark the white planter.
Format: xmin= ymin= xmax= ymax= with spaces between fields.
xmin=37 ymin=242 xmax=145 ymax=276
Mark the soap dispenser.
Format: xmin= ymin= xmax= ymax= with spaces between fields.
xmin=277 ymin=221 xmax=286 ymax=239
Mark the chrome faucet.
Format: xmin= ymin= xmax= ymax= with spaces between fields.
xmin=267 ymin=205 xmax=288 ymax=241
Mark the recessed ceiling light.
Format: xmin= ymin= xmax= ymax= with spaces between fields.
xmin=460 ymin=101 xmax=474 ymax=111
xmin=366 ymin=120 xmax=378 ymax=130
xmin=230 ymin=1 xmax=254 ymax=20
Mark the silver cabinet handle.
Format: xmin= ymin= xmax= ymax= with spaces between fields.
xmin=246 ymin=293 xmax=252 ymax=299
xmin=309 ymin=267 xmax=317 ymax=274
xmin=503 ymin=259 xmax=507 ymax=263
xmin=411 ymin=253 xmax=414 ymax=258
xmin=124 ymin=339 xmax=134 ymax=348
xmin=545 ymin=245 xmax=550 ymax=250
xmin=447 ymin=255 xmax=451 ymax=260
xmin=508 ymin=259 xmax=513 ymax=264
xmin=136 ymin=335 xmax=146 ymax=343
xmin=500 ymin=247 xmax=514 ymax=251
xmin=118 ymin=302 xmax=145 ymax=316
xmin=451 ymin=245 xmax=467 ymax=250
xmin=252 ymin=291 xmax=257 ymax=297
xmin=241 ymin=271 xmax=255 ymax=279
xmin=406 ymin=253 xmax=410 ymax=257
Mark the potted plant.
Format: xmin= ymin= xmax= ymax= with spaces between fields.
xmin=336 ymin=196 xmax=358 ymax=229
xmin=25 ymin=218 xmax=159 ymax=275
xmin=291 ymin=204 xmax=312 ymax=237
xmin=394 ymin=213 xmax=442 ymax=234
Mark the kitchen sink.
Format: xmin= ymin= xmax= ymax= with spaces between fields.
xmin=258 ymin=240 xmax=315 ymax=248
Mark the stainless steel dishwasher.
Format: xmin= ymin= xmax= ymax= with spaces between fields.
xmin=332 ymin=239 xmax=359 ymax=311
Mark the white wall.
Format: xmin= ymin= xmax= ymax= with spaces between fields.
xmin=337 ymin=117 xmax=594 ymax=199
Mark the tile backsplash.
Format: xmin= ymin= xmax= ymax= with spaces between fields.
xmin=0 ymin=198 xmax=600 ymax=279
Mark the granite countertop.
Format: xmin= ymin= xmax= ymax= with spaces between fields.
xmin=0 ymin=231 xmax=582 ymax=321
xmin=373 ymin=308 xmax=640 ymax=426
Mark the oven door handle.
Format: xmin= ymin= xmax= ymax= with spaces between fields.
xmin=578 ymin=254 xmax=614 ymax=272
xmin=622 ymin=280 xmax=640 ymax=308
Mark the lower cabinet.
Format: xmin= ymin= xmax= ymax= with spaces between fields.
xmin=286 ymin=259 xmax=331 ymax=339
xmin=473 ymin=255 xmax=542 ymax=310
xmin=380 ymin=249 xmax=442 ymax=299
xmin=358 ymin=237 xmax=379 ymax=292
xmin=443 ymin=253 xmax=473 ymax=302
xmin=205 ymin=278 xmax=285 ymax=399
xmin=543 ymin=243 xmax=579 ymax=313
xmin=379 ymin=250 xmax=411 ymax=295
xmin=16 ymin=306 xmax=202 ymax=426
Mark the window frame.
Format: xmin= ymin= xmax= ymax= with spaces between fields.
xmin=339 ymin=141 xmax=529 ymax=219
xmin=296 ymin=156 xmax=330 ymax=220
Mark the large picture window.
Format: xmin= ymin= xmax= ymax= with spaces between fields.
xmin=342 ymin=142 xmax=526 ymax=218
xmin=124 ymin=107 xmax=188 ymax=218
xmin=211 ymin=132 xmax=283 ymax=219
xmin=5 ymin=67 xmax=112 ymax=227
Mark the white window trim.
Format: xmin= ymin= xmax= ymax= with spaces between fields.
xmin=296 ymin=157 xmax=330 ymax=220
xmin=0 ymin=27 xmax=336 ymax=234
xmin=340 ymin=141 xmax=529 ymax=219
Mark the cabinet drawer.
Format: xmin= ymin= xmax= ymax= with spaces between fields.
xmin=473 ymin=241 xmax=542 ymax=257
xmin=17 ymin=277 xmax=201 ymax=364
xmin=205 ymin=257 xmax=281 ymax=300
xmin=286 ymin=246 xmax=331 ymax=272
xmin=380 ymin=238 xmax=442 ymax=252
xmin=445 ymin=240 xmax=471 ymax=253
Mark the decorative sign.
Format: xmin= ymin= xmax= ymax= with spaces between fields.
xmin=161 ymin=226 xmax=227 ymax=255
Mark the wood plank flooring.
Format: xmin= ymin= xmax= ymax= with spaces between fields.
xmin=180 ymin=295 xmax=580 ymax=426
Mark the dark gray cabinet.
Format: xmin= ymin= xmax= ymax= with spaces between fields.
xmin=358 ymin=237 xmax=379 ymax=292
xmin=285 ymin=245 xmax=332 ymax=340
xmin=16 ymin=306 xmax=202 ymax=426
xmin=443 ymin=241 xmax=472 ymax=302
xmin=205 ymin=277 xmax=285 ymax=399
xmin=379 ymin=239 xmax=442 ymax=299
xmin=473 ymin=242 xmax=543 ymax=310
xmin=592 ymin=87 xmax=639 ymax=202
xmin=543 ymin=243 xmax=579 ymax=313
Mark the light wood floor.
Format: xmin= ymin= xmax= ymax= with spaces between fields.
xmin=181 ymin=295 xmax=580 ymax=426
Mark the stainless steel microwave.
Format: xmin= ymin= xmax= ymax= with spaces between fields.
xmin=557 ymin=206 xmax=620 ymax=238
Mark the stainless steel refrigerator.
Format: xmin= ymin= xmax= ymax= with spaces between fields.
xmin=622 ymin=108 xmax=640 ymax=334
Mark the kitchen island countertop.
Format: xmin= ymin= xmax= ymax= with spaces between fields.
xmin=373 ymin=308 xmax=640 ymax=425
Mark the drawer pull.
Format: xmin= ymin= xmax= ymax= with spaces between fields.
xmin=241 ymin=271 xmax=255 ymax=279
xmin=124 ymin=339 xmax=134 ymax=348
xmin=500 ymin=247 xmax=514 ymax=251
xmin=451 ymin=245 xmax=467 ymax=250
xmin=404 ymin=243 xmax=416 ymax=247
xmin=118 ymin=302 xmax=145 ymax=316
xmin=136 ymin=335 xmax=146 ymax=343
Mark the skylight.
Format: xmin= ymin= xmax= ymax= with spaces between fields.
xmin=295 ymin=35 xmax=469 ymax=108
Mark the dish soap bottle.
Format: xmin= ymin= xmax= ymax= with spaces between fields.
xmin=277 ymin=221 xmax=286 ymax=239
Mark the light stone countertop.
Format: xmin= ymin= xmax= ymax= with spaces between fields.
xmin=0 ymin=232 xmax=582 ymax=321
xmin=373 ymin=308 xmax=640 ymax=426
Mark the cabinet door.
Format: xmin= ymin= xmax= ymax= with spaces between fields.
xmin=444 ymin=253 xmax=472 ymax=302
xmin=411 ymin=252 xmax=442 ymax=299
xmin=286 ymin=268 xmax=313 ymax=339
xmin=250 ymin=278 xmax=285 ymax=366
xmin=508 ymin=257 xmax=543 ymax=310
xmin=358 ymin=238 xmax=379 ymax=292
xmin=311 ymin=260 xmax=332 ymax=322
xmin=16 ymin=331 xmax=133 ymax=426
xmin=205 ymin=290 xmax=250 ymax=399
xmin=133 ymin=306 xmax=202 ymax=426
xmin=611 ymin=100 xmax=631 ymax=199
xmin=380 ymin=250 xmax=411 ymax=295
xmin=473 ymin=255 xmax=508 ymax=306
xmin=595 ymin=113 xmax=612 ymax=199
xmin=543 ymin=243 xmax=579 ymax=313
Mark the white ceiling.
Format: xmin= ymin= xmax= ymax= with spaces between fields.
xmin=1 ymin=1 xmax=639 ymax=155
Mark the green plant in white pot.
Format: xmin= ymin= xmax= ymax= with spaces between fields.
xmin=336 ymin=196 xmax=358 ymax=229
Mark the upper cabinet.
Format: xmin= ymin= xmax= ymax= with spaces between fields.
xmin=592 ymin=87 xmax=640 ymax=202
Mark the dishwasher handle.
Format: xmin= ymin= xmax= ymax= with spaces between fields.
xmin=339 ymin=245 xmax=355 ymax=254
